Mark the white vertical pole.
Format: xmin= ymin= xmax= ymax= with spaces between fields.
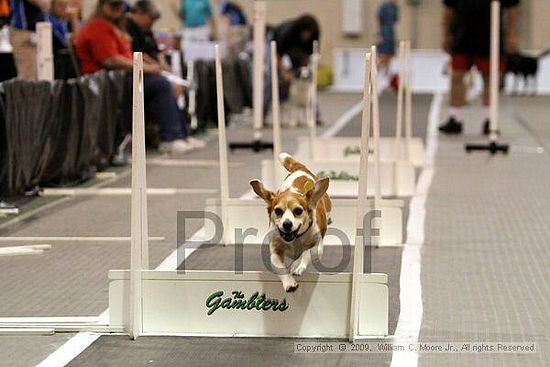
xmin=252 ymin=1 xmax=267 ymax=141
xmin=171 ymin=50 xmax=182 ymax=77
xmin=215 ymin=45 xmax=230 ymax=244
xmin=395 ymin=41 xmax=405 ymax=161
xmin=371 ymin=47 xmax=382 ymax=207
xmin=489 ymin=0 xmax=500 ymax=142
xmin=129 ymin=52 xmax=148 ymax=340
xmin=271 ymin=41 xmax=283 ymax=184
xmin=404 ymin=40 xmax=413 ymax=161
xmin=309 ymin=40 xmax=320 ymax=159
xmin=187 ymin=60 xmax=198 ymax=130
xmin=349 ymin=52 xmax=372 ymax=342
xmin=36 ymin=22 xmax=53 ymax=81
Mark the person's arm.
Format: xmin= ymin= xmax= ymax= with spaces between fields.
xmin=442 ymin=5 xmax=453 ymax=52
xmin=101 ymin=54 xmax=161 ymax=74
xmin=89 ymin=24 xmax=161 ymax=75
xmin=143 ymin=53 xmax=169 ymax=73
xmin=100 ymin=55 xmax=134 ymax=71
xmin=143 ymin=53 xmax=159 ymax=65
xmin=506 ymin=6 xmax=519 ymax=53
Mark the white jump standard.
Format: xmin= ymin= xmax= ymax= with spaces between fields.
xmin=108 ymin=50 xmax=389 ymax=340
xmin=205 ymin=43 xmax=403 ymax=247
xmin=296 ymin=40 xmax=424 ymax=167
xmin=260 ymin=44 xmax=416 ymax=198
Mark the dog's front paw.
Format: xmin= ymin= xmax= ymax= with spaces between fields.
xmin=283 ymin=277 xmax=299 ymax=293
xmin=291 ymin=263 xmax=307 ymax=277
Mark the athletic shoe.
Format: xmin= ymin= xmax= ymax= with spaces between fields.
xmin=0 ymin=201 xmax=19 ymax=215
xmin=159 ymin=139 xmax=194 ymax=155
xmin=439 ymin=117 xmax=463 ymax=134
xmin=186 ymin=136 xmax=207 ymax=149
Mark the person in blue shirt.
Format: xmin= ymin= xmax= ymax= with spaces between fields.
xmin=180 ymin=0 xmax=217 ymax=41
xmin=45 ymin=0 xmax=70 ymax=53
xmin=377 ymin=0 xmax=399 ymax=72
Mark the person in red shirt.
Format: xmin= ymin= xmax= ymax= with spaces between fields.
xmin=75 ymin=0 xmax=197 ymax=154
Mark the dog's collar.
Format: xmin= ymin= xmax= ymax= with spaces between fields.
xmin=294 ymin=218 xmax=314 ymax=240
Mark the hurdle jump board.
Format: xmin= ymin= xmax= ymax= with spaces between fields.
xmin=108 ymin=270 xmax=388 ymax=337
xmin=204 ymin=198 xmax=403 ymax=246
xmin=261 ymin=159 xmax=415 ymax=197
xmin=298 ymin=136 xmax=425 ymax=167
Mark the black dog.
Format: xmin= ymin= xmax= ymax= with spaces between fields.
xmin=506 ymin=49 xmax=550 ymax=95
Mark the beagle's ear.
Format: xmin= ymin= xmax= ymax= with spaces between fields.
xmin=306 ymin=177 xmax=329 ymax=207
xmin=250 ymin=180 xmax=274 ymax=204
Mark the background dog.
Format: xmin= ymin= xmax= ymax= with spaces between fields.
xmin=506 ymin=49 xmax=550 ymax=95
xmin=250 ymin=153 xmax=331 ymax=292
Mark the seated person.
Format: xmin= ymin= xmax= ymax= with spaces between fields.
xmin=126 ymin=1 xmax=203 ymax=146
xmin=74 ymin=0 xmax=200 ymax=154
xmin=126 ymin=1 xmax=164 ymax=67
xmin=46 ymin=0 xmax=77 ymax=79
xmin=46 ymin=0 xmax=70 ymax=54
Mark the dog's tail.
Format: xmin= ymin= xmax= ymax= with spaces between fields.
xmin=538 ymin=48 xmax=550 ymax=59
xmin=278 ymin=153 xmax=316 ymax=177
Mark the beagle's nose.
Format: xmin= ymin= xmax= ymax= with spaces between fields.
xmin=282 ymin=220 xmax=293 ymax=232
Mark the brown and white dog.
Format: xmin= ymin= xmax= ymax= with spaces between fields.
xmin=250 ymin=153 xmax=332 ymax=292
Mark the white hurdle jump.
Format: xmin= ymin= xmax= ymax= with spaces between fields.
xmin=254 ymin=46 xmax=404 ymax=246
xmin=260 ymin=46 xmax=415 ymax=197
xmin=205 ymin=42 xmax=403 ymax=246
xmin=298 ymin=41 xmax=425 ymax=168
xmin=108 ymin=50 xmax=388 ymax=340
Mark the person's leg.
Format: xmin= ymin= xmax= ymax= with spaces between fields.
xmin=449 ymin=69 xmax=467 ymax=114
xmin=143 ymin=75 xmax=186 ymax=142
xmin=475 ymin=56 xmax=505 ymax=135
xmin=478 ymin=72 xmax=493 ymax=135
xmin=439 ymin=54 xmax=470 ymax=134
xmin=378 ymin=54 xmax=392 ymax=74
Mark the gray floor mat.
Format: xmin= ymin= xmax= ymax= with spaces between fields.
xmin=67 ymin=336 xmax=394 ymax=367
xmin=418 ymin=98 xmax=550 ymax=366
xmin=0 ymin=334 xmax=75 ymax=367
